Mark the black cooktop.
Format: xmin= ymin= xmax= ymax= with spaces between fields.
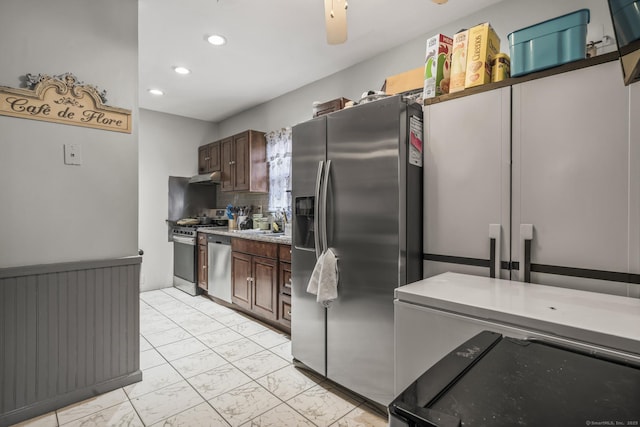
xmin=389 ymin=331 xmax=640 ymax=427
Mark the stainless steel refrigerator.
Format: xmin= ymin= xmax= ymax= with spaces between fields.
xmin=291 ymin=95 xmax=423 ymax=405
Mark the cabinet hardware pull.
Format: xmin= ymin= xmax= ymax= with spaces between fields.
xmin=287 ymin=311 xmax=292 ymax=316
xmin=489 ymin=224 xmax=501 ymax=279
xmin=284 ymin=283 xmax=292 ymax=288
xmin=519 ymin=224 xmax=534 ymax=283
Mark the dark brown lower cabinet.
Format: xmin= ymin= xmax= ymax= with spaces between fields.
xmin=231 ymin=251 xmax=252 ymax=310
xmin=251 ymin=256 xmax=278 ymax=320
xmin=231 ymin=239 xmax=279 ymax=322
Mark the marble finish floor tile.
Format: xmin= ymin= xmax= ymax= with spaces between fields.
xmin=208 ymin=382 xmax=281 ymax=427
xmin=269 ymin=340 xmax=293 ymax=361
xmin=130 ymin=381 xmax=204 ymax=426
xmin=140 ymin=335 xmax=153 ymax=352
xmin=233 ymin=350 xmax=290 ymax=380
xmin=330 ymin=404 xmax=388 ymax=427
xmin=10 ymin=411 xmax=58 ymax=427
xmin=268 ymin=341 xmax=292 ymax=362
xmin=56 ymin=388 xmax=128 ymax=425
xmin=257 ymin=365 xmax=323 ymax=401
xmin=187 ymin=363 xmax=253 ymax=400
xmin=157 ymin=302 xmax=200 ymax=316
xmin=140 ymin=348 xmax=167 ymax=370
xmin=161 ymin=287 xmax=195 ymax=301
xmin=170 ymin=349 xmax=228 ymax=378
xmin=180 ymin=318 xmax=228 ymax=336
xmin=156 ymin=337 xmax=209 ymax=361
xmin=140 ymin=317 xmax=178 ymax=336
xmin=240 ymin=403 xmax=315 ymax=427
xmin=214 ymin=338 xmax=265 ymax=362
xmin=197 ymin=328 xmax=244 ymax=348
xmin=194 ymin=303 xmax=235 ymax=318
xmin=60 ymin=401 xmax=143 ymax=427
xmin=124 ymin=363 xmax=183 ymax=399
xmin=140 ymin=290 xmax=177 ymax=304
xmin=143 ymin=326 xmax=192 ymax=348
xmin=248 ymin=329 xmax=289 ymax=349
xmin=215 ymin=312 xmax=254 ymax=327
xmin=287 ymin=383 xmax=361 ymax=427
xmin=229 ymin=320 xmax=269 ymax=337
xmin=150 ymin=402 xmax=230 ymax=427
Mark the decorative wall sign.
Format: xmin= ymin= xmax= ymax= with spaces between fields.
xmin=0 ymin=73 xmax=132 ymax=133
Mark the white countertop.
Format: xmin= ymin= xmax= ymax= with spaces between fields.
xmin=396 ymin=272 xmax=640 ymax=355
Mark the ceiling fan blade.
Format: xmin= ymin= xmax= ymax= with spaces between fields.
xmin=324 ymin=0 xmax=347 ymax=44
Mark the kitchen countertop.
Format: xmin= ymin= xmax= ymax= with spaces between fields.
xmin=198 ymin=227 xmax=291 ymax=245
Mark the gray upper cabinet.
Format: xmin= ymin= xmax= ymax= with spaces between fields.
xmin=511 ymin=60 xmax=637 ymax=294
xmin=424 ymin=87 xmax=511 ymax=279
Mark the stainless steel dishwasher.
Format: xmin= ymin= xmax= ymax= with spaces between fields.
xmin=207 ymin=234 xmax=232 ymax=303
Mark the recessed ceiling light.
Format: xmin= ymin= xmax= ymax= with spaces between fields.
xmin=148 ymin=88 xmax=164 ymax=96
xmin=174 ymin=66 xmax=191 ymax=75
xmin=207 ymin=34 xmax=227 ymax=46
xmin=432 ymin=0 xmax=448 ymax=3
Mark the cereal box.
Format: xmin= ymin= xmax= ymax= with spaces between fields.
xmin=464 ymin=23 xmax=500 ymax=88
xmin=423 ymin=33 xmax=453 ymax=99
xmin=449 ymin=29 xmax=469 ymax=93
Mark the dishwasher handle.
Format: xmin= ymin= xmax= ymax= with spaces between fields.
xmin=206 ymin=234 xmax=231 ymax=245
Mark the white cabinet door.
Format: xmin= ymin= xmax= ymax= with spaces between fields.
xmin=512 ymin=61 xmax=635 ymax=295
xmin=424 ymin=87 xmax=511 ymax=279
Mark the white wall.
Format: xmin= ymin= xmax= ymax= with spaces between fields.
xmin=138 ymin=109 xmax=218 ymax=291
xmin=0 ymin=0 xmax=138 ymax=268
xmin=218 ymin=0 xmax=616 ymax=135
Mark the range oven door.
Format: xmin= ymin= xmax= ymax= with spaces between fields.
xmin=172 ymin=235 xmax=199 ymax=295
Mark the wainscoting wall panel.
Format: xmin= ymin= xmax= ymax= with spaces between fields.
xmin=0 ymin=257 xmax=142 ymax=427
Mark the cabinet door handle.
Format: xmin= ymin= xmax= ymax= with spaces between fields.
xmin=287 ymin=311 xmax=292 ymax=316
xmin=489 ymin=224 xmax=501 ymax=279
xmin=519 ymin=224 xmax=533 ymax=283
xmin=284 ymin=283 xmax=292 ymax=289
xmin=205 ymin=157 xmax=210 ymax=160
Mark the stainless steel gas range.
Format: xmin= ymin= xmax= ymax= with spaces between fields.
xmin=171 ymin=212 xmax=228 ymax=296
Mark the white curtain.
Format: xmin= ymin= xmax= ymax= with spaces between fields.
xmin=266 ymin=127 xmax=292 ymax=214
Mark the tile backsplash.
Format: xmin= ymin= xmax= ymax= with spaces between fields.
xmin=216 ymin=189 xmax=270 ymax=214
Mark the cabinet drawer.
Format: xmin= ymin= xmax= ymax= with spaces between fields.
xmin=278 ymin=244 xmax=291 ymax=262
xmin=232 ymin=238 xmax=277 ymax=258
xmin=279 ymin=294 xmax=291 ymax=324
xmin=279 ymin=261 xmax=292 ymax=296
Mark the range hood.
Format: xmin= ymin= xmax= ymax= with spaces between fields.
xmin=607 ymin=0 xmax=640 ymax=85
xmin=188 ymin=171 xmax=221 ymax=185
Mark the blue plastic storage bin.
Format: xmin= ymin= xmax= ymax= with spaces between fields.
xmin=508 ymin=9 xmax=590 ymax=77
xmin=608 ymin=0 xmax=640 ymax=46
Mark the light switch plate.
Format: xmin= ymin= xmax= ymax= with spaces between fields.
xmin=64 ymin=143 xmax=82 ymax=165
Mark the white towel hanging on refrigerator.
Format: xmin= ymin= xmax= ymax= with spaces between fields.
xmin=306 ymin=248 xmax=339 ymax=307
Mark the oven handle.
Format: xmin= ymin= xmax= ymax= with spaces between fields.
xmin=172 ymin=236 xmax=196 ymax=246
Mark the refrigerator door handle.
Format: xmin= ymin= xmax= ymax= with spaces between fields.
xmin=314 ymin=160 xmax=324 ymax=259
xmin=320 ymin=159 xmax=331 ymax=252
